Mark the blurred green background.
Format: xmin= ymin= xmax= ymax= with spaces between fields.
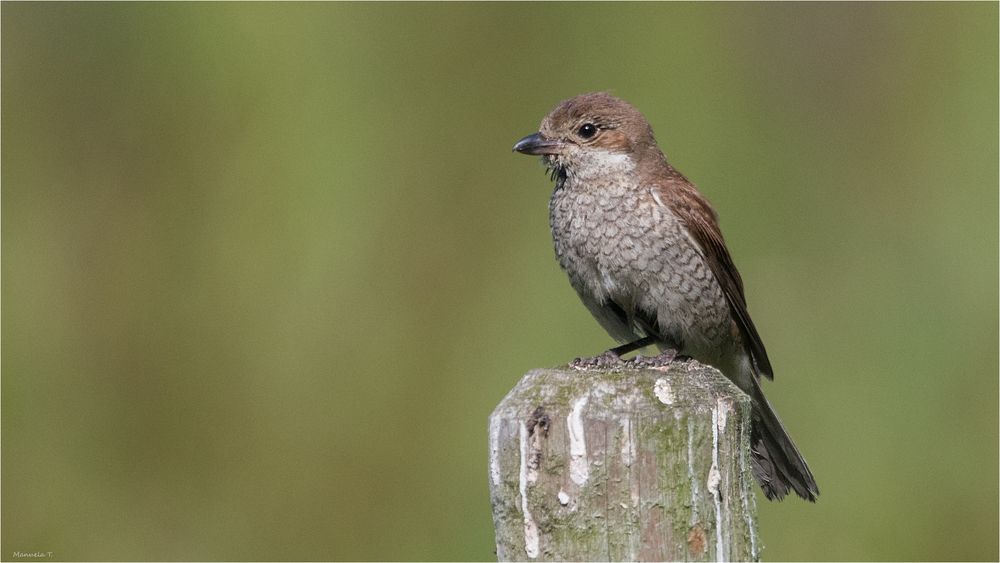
xmin=3 ymin=2 xmax=997 ymax=561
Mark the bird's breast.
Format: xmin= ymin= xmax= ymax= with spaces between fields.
xmin=548 ymin=178 xmax=733 ymax=359
xmin=549 ymin=180 xmax=682 ymax=291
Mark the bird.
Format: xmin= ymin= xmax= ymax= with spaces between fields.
xmin=512 ymin=92 xmax=819 ymax=502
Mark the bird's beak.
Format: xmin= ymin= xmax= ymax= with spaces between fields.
xmin=513 ymin=132 xmax=564 ymax=155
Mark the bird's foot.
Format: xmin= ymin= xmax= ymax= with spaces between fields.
xmin=570 ymin=350 xmax=624 ymax=369
xmin=629 ymin=349 xmax=686 ymax=368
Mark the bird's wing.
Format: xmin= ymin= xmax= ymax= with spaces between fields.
xmin=655 ymin=181 xmax=774 ymax=379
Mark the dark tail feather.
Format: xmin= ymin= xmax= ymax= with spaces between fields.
xmin=748 ymin=378 xmax=819 ymax=502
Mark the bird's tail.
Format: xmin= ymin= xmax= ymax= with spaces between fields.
xmin=747 ymin=377 xmax=819 ymax=501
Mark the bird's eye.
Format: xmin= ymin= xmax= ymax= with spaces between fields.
xmin=577 ymin=123 xmax=598 ymax=139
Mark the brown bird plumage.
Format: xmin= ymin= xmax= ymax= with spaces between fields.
xmin=514 ymin=92 xmax=818 ymax=501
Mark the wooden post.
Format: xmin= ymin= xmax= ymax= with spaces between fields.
xmin=488 ymin=362 xmax=760 ymax=562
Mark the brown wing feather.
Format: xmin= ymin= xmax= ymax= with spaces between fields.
xmin=659 ymin=176 xmax=775 ymax=379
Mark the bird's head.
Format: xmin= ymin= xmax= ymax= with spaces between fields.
xmin=513 ymin=92 xmax=665 ymax=181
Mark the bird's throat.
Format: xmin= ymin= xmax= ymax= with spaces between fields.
xmin=547 ymin=162 xmax=568 ymax=192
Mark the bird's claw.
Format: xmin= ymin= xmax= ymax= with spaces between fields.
xmin=571 ymin=348 xmax=690 ymax=370
xmin=570 ymin=350 xmax=623 ymax=369
xmin=629 ymin=349 xmax=685 ymax=368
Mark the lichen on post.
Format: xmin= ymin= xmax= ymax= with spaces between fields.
xmin=488 ymin=362 xmax=760 ymax=562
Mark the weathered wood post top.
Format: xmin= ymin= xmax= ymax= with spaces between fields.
xmin=488 ymin=361 xmax=759 ymax=562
